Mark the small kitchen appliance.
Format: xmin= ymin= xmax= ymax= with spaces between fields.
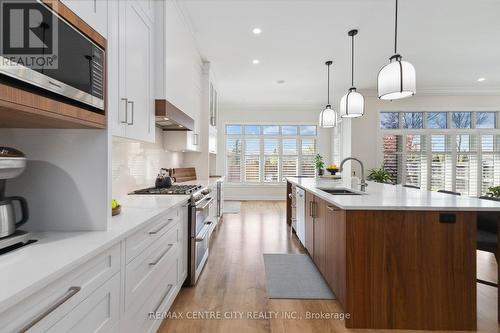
xmin=0 ymin=147 xmax=30 ymax=250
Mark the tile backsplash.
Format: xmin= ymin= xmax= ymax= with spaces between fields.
xmin=112 ymin=129 xmax=184 ymax=198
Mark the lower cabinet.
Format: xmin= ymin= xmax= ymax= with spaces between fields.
xmin=3 ymin=203 xmax=189 ymax=333
xmin=303 ymin=191 xmax=347 ymax=308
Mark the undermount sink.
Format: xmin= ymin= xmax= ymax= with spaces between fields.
xmin=319 ymin=188 xmax=363 ymax=195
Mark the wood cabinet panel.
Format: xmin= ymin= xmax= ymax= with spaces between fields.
xmin=324 ymin=203 xmax=346 ymax=307
xmin=313 ymin=197 xmax=326 ymax=275
xmin=304 ymin=191 xmax=315 ymax=256
xmin=345 ymin=210 xmax=477 ymax=330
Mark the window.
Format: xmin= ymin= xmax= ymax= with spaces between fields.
xmin=380 ymin=112 xmax=399 ymax=129
xmin=477 ymin=112 xmax=496 ymax=129
xmin=451 ymin=112 xmax=471 ymax=129
xmin=402 ymin=112 xmax=423 ymax=129
xmin=225 ymin=124 xmax=317 ymax=183
xmin=426 ymin=112 xmax=447 ymax=129
xmin=379 ymin=111 xmax=499 ymax=196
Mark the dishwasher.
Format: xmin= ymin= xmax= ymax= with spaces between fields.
xmin=295 ymin=187 xmax=306 ymax=246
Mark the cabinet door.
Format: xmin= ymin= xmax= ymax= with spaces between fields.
xmin=305 ymin=191 xmax=315 ymax=256
xmin=60 ymin=0 xmax=107 ymax=37
xmin=313 ymin=197 xmax=326 ymax=275
xmin=324 ymin=204 xmax=346 ymax=306
xmin=119 ymin=0 xmax=154 ymax=142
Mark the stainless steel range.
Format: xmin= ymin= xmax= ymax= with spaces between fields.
xmin=130 ymin=181 xmax=215 ymax=286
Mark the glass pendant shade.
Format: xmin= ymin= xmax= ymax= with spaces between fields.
xmin=319 ymin=105 xmax=337 ymax=128
xmin=340 ymin=87 xmax=364 ymax=118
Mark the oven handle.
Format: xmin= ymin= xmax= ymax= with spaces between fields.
xmin=195 ymin=221 xmax=213 ymax=242
xmin=196 ymin=197 xmax=214 ymax=211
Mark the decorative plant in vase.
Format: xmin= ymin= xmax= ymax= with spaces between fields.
xmin=486 ymin=186 xmax=500 ymax=198
xmin=367 ymin=166 xmax=392 ymax=184
xmin=314 ymin=154 xmax=325 ymax=176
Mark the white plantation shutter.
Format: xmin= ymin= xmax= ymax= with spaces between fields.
xmin=430 ymin=135 xmax=453 ymax=191
xmin=225 ymin=125 xmax=317 ymax=184
xmin=264 ymin=139 xmax=279 ymax=182
xmin=300 ymin=139 xmax=316 ymax=177
xmin=405 ymin=135 xmax=427 ymax=189
xmin=226 ymin=137 xmax=242 ymax=182
xmin=282 ymin=139 xmax=298 ymax=180
xmin=455 ymin=135 xmax=478 ymax=196
xmin=244 ymin=138 xmax=260 ymax=182
xmin=480 ymin=135 xmax=500 ymax=195
xmin=382 ymin=135 xmax=402 ymax=184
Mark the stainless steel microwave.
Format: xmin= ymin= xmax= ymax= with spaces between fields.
xmin=0 ymin=0 xmax=104 ymax=111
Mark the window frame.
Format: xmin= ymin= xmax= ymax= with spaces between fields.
xmin=225 ymin=123 xmax=318 ymax=185
xmin=378 ymin=109 xmax=500 ymax=196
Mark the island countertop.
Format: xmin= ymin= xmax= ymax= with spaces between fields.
xmin=286 ymin=177 xmax=500 ymax=211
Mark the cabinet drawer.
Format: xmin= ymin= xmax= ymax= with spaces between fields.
xmin=125 ymin=223 xmax=180 ymax=310
xmin=121 ymin=256 xmax=179 ymax=333
xmin=2 ymin=244 xmax=120 ymax=333
xmin=44 ymin=273 xmax=120 ymax=333
xmin=126 ymin=207 xmax=180 ymax=263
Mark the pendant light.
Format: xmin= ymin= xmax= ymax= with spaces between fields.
xmin=377 ymin=0 xmax=416 ymax=100
xmin=340 ymin=29 xmax=364 ymax=118
xmin=319 ymin=60 xmax=337 ymax=128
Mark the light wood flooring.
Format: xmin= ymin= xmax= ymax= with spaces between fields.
xmin=159 ymin=201 xmax=499 ymax=333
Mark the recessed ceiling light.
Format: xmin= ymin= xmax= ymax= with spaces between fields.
xmin=163 ymin=117 xmax=169 ymax=121
xmin=178 ymin=125 xmax=183 ymax=128
xmin=252 ymin=28 xmax=262 ymax=35
xmin=276 ymin=80 xmax=286 ymax=84
xmin=252 ymin=59 xmax=260 ymax=64
xmin=477 ymin=77 xmax=486 ymax=82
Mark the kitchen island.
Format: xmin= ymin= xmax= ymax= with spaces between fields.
xmin=286 ymin=177 xmax=500 ymax=331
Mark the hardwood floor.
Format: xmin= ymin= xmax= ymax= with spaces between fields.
xmin=158 ymin=201 xmax=499 ymax=333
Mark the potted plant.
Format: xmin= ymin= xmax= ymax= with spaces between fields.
xmin=486 ymin=186 xmax=500 ymax=198
xmin=314 ymin=154 xmax=325 ymax=176
xmin=367 ymin=166 xmax=392 ymax=184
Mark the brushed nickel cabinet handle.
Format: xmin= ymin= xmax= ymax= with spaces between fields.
xmin=127 ymin=100 xmax=134 ymax=125
xmin=149 ymin=244 xmax=173 ymax=266
xmin=121 ymin=98 xmax=128 ymax=124
xmin=19 ymin=286 xmax=81 ymax=332
xmin=152 ymin=284 xmax=174 ymax=313
xmin=326 ymin=205 xmax=340 ymax=211
xmin=148 ymin=219 xmax=173 ymax=235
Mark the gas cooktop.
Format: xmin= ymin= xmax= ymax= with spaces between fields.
xmin=131 ymin=184 xmax=202 ymax=195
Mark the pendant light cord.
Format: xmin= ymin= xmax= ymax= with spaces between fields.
xmin=351 ymin=34 xmax=354 ymax=87
xmin=327 ymin=63 xmax=330 ymax=105
xmin=394 ymin=0 xmax=398 ymax=54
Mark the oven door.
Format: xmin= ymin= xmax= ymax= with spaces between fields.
xmin=189 ymin=196 xmax=214 ymax=285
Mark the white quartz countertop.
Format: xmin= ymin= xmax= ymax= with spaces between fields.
xmin=0 ymin=194 xmax=189 ymax=312
xmin=287 ymin=177 xmax=500 ymax=211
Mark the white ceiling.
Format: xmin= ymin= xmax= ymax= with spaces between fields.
xmin=178 ymin=0 xmax=500 ymax=106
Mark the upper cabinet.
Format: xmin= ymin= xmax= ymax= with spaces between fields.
xmin=60 ymin=0 xmax=108 ymax=37
xmin=109 ymin=0 xmax=154 ymax=142
xmin=154 ymin=1 xmax=203 ymax=145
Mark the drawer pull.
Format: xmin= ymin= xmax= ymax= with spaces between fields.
xmin=149 ymin=219 xmax=173 ymax=235
xmin=19 ymin=286 xmax=81 ymax=332
xmin=326 ymin=205 xmax=340 ymax=211
xmin=153 ymin=284 xmax=174 ymax=313
xmin=149 ymin=244 xmax=173 ymax=266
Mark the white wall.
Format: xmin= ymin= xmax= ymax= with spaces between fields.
xmin=0 ymin=129 xmax=109 ymax=231
xmin=112 ymin=128 xmax=184 ymax=198
xmin=217 ymin=104 xmax=335 ymax=200
xmin=349 ymin=94 xmax=500 ymax=176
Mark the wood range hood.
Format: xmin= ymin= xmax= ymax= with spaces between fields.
xmin=155 ymin=99 xmax=194 ymax=131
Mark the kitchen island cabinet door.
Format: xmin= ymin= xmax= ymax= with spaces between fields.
xmin=324 ymin=204 xmax=346 ymax=307
xmin=313 ymin=197 xmax=326 ymax=276
xmin=305 ymin=191 xmax=315 ymax=257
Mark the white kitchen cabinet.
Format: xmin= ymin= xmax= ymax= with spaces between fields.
xmin=109 ymin=0 xmax=154 ymax=143
xmin=209 ymin=125 xmax=217 ymax=154
xmin=60 ymin=0 xmax=107 ymax=37
xmin=179 ymin=203 xmax=189 ymax=283
xmin=209 ymin=82 xmax=219 ymax=127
